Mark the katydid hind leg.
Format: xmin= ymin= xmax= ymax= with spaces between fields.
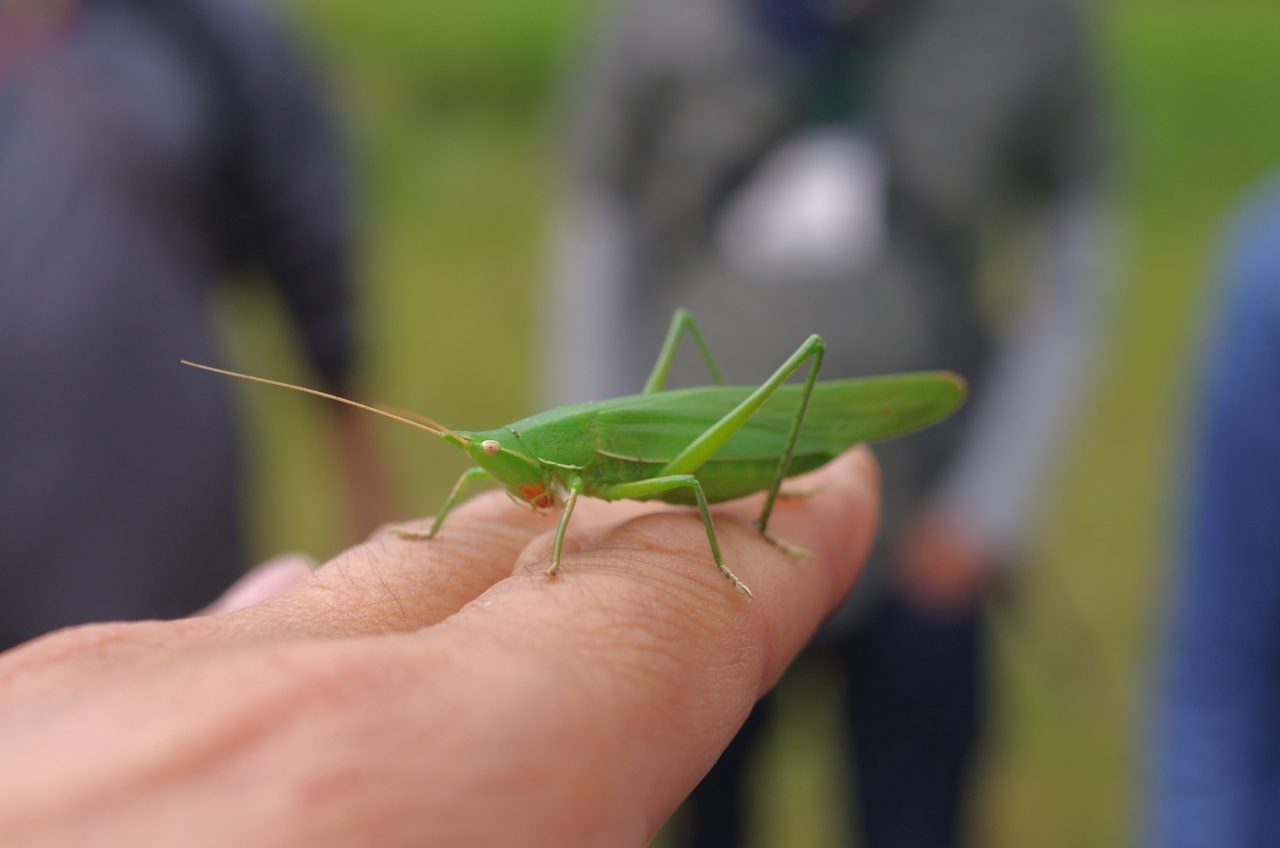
xmin=755 ymin=335 xmax=824 ymax=539
xmin=642 ymin=308 xmax=727 ymax=393
xmin=598 ymin=475 xmax=753 ymax=598
xmin=760 ymin=529 xmax=814 ymax=559
xmin=758 ymin=488 xmax=818 ymax=557
xmin=396 ymin=466 xmax=491 ymax=541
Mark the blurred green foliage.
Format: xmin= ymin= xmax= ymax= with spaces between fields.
xmin=214 ymin=1 xmax=1280 ymax=845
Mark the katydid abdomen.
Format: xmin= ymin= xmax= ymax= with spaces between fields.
xmin=503 ymin=375 xmax=964 ymax=506
xmin=580 ymin=449 xmax=834 ymax=505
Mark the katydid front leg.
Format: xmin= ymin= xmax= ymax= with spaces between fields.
xmin=396 ymin=466 xmax=490 ymax=541
xmin=547 ymin=476 xmax=583 ymax=577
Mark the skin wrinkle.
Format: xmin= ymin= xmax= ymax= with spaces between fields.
xmin=558 ymin=515 xmax=797 ymax=696
xmin=0 ymin=618 xmax=259 ymax=708
xmin=0 ymin=620 xmax=164 ymax=687
xmin=270 ymin=635 xmax=627 ymax=845
xmin=354 ymin=509 xmax=562 ymax=624
xmin=538 ymin=581 xmax=716 ymax=718
xmin=590 ymin=609 xmax=759 ymax=791
xmin=501 ymin=540 xmax=742 ymax=666
xmin=0 ymin=640 xmax=390 ymax=834
xmin=392 ymin=535 xmax=480 ymax=611
xmin=322 ymin=545 xmax=437 ymax=628
xmin=24 ymin=638 xmax=445 ymax=846
xmin=405 ymin=631 xmax=667 ymax=843
xmin=245 ymin=642 xmax=477 ymax=842
xmin=238 ymin=503 xmax=546 ymax=640
xmin=540 ymin=546 xmax=767 ymax=700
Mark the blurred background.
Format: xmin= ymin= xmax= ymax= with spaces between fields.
xmin=3 ymin=0 xmax=1279 ymax=845
xmin=247 ymin=2 xmax=1280 ymax=844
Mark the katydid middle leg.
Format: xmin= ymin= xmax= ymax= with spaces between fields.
xmin=597 ymin=474 xmax=753 ymax=597
xmin=643 ymin=308 xmax=727 ymax=393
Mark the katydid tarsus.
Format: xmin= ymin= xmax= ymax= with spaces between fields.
xmin=183 ymin=308 xmax=966 ymax=598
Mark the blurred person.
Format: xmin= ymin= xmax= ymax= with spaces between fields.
xmin=548 ymin=0 xmax=1110 ymax=844
xmin=0 ymin=0 xmax=387 ymax=650
xmin=1147 ymin=177 xmax=1280 ymax=848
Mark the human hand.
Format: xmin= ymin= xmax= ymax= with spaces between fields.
xmin=0 ymin=449 xmax=879 ymax=847
xmin=895 ymin=508 xmax=994 ymax=613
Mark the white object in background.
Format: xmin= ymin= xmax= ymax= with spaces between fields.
xmin=717 ymin=129 xmax=886 ymax=285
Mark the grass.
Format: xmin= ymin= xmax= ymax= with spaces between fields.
xmin=215 ymin=1 xmax=1280 ymax=844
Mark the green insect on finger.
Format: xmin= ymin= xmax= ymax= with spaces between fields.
xmin=183 ymin=309 xmax=966 ymax=598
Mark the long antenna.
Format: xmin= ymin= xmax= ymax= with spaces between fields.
xmin=181 ymin=360 xmax=462 ymax=441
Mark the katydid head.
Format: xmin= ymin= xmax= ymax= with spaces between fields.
xmin=459 ymin=428 xmax=555 ymax=509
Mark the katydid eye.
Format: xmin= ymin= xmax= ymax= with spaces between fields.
xmin=481 ymin=440 xmax=502 ymax=456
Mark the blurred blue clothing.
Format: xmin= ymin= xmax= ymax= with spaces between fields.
xmin=0 ymin=0 xmax=355 ymax=648
xmin=1149 ymin=178 xmax=1280 ymax=846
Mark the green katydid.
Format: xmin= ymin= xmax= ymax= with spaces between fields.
xmin=183 ymin=308 xmax=965 ymax=598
